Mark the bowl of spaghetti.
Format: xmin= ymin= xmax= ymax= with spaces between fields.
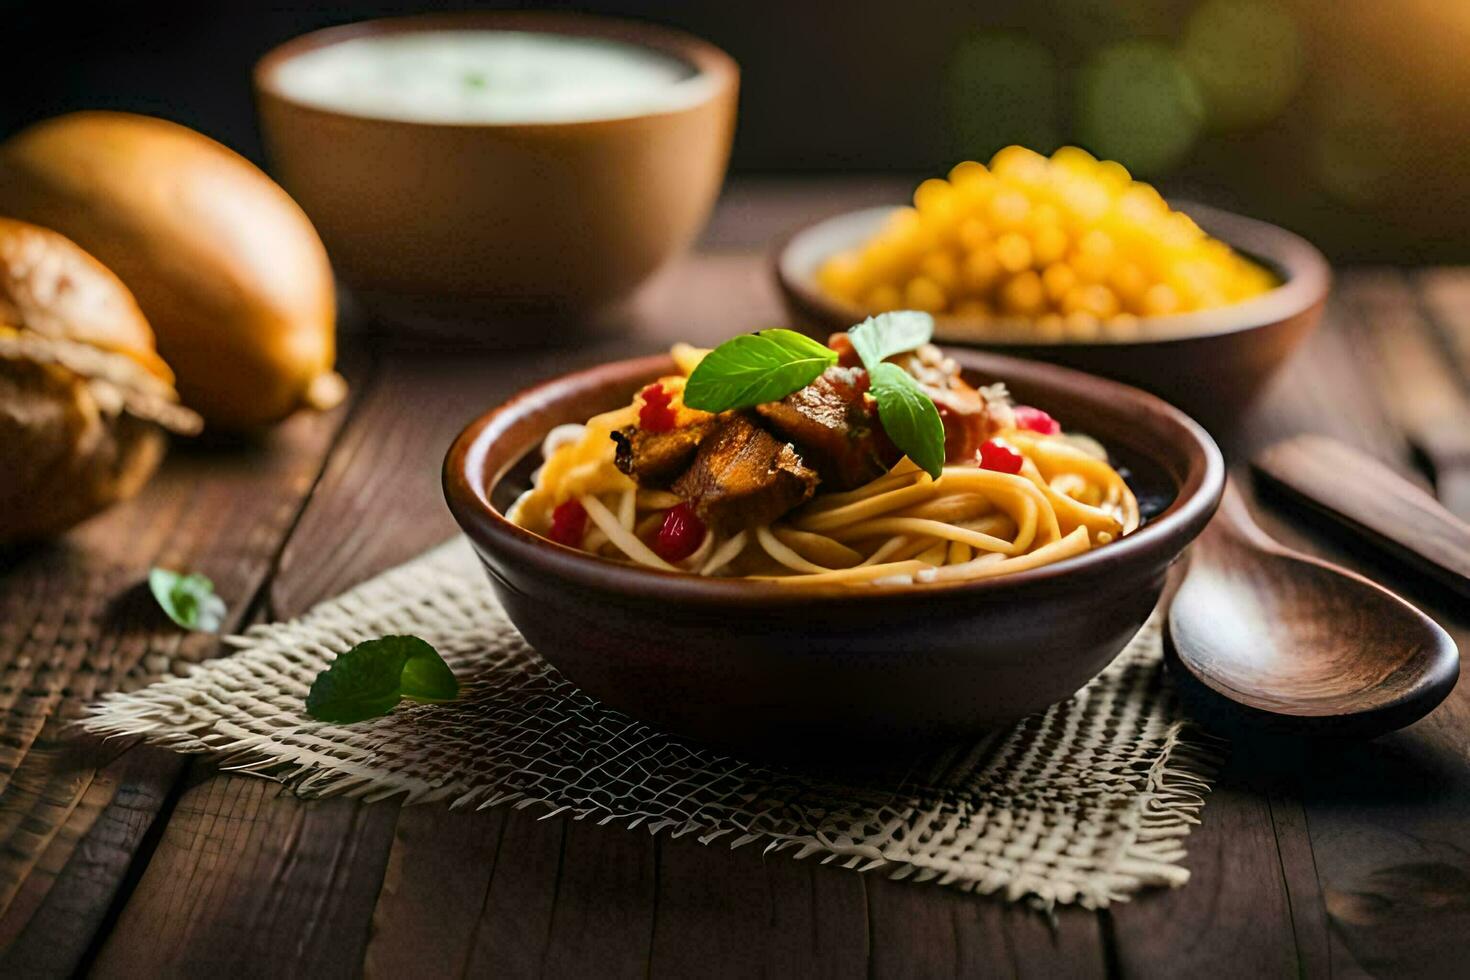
xmin=445 ymin=314 xmax=1223 ymax=750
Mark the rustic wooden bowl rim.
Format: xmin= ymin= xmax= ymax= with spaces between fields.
xmin=443 ymin=347 xmax=1225 ymax=607
xmin=774 ymin=201 xmax=1331 ymax=346
xmin=254 ymin=10 xmax=738 ymax=131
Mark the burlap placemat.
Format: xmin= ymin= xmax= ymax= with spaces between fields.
xmin=83 ymin=538 xmax=1220 ymax=909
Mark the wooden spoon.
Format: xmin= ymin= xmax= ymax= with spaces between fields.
xmin=1253 ymin=434 xmax=1470 ymax=598
xmin=1165 ymin=482 xmax=1460 ymax=738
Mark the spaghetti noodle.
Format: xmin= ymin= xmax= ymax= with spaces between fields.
xmin=509 ymin=341 xmax=1139 ymax=586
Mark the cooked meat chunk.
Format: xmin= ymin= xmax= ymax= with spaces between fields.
xmin=892 ymin=345 xmax=996 ymax=463
xmin=612 ymin=418 xmax=717 ymax=487
xmin=756 ymin=366 xmax=897 ymax=490
xmin=672 ymin=414 xmax=818 ymax=532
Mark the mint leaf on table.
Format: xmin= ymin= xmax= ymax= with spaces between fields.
xmin=148 ymin=568 xmax=227 ymax=633
xmin=305 ymin=635 xmax=458 ymax=724
xmin=868 ymin=362 xmax=947 ymax=480
xmin=848 ymin=311 xmax=935 ymax=369
xmin=682 ymin=329 xmax=838 ymax=412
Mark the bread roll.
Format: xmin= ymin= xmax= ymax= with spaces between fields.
xmin=0 ymin=111 xmax=342 ymax=429
xmin=0 ymin=217 xmax=199 ymax=542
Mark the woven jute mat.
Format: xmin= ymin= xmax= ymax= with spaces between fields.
xmin=83 ymin=538 xmax=1220 ymax=909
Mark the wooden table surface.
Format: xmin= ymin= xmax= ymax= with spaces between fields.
xmin=3 ymin=182 xmax=1470 ymax=978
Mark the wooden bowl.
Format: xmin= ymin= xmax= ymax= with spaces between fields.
xmin=255 ymin=12 xmax=737 ymax=333
xmin=444 ymin=349 xmax=1224 ymax=753
xmin=775 ymin=202 xmax=1330 ymax=438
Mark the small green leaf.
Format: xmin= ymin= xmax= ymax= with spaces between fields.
xmin=306 ymin=635 xmax=459 ymax=724
xmin=148 ymin=568 xmax=226 ymax=633
xmin=682 ymin=329 xmax=838 ymax=412
xmin=868 ymin=363 xmax=947 ymax=480
xmin=848 ymin=311 xmax=935 ymax=371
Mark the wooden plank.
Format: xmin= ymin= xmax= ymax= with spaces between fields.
xmin=1111 ymin=274 xmax=1470 ymax=978
xmin=0 ymin=745 xmax=178 ymax=976
xmin=1106 ymin=293 xmax=1414 ymax=978
xmin=460 ymin=808 xmax=566 ymax=978
xmin=1285 ymin=270 xmax=1470 ymax=978
xmin=362 ymin=806 xmax=510 ymax=978
xmin=89 ymin=770 xmax=399 ymax=978
xmin=1345 ymin=269 xmax=1470 ymax=520
xmin=1107 ymin=751 xmax=1303 ymax=979
xmin=649 ymin=834 xmax=870 ymax=978
xmin=1417 ymin=267 xmax=1470 ymax=384
xmin=0 ymin=372 xmax=358 ymax=974
xmin=541 ymin=819 xmax=656 ymax=977
xmin=867 ymin=876 xmax=1103 ymax=979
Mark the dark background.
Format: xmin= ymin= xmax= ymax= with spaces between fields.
xmin=3 ymin=0 xmax=1468 ymax=261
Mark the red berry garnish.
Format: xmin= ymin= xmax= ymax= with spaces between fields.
xmin=638 ymin=383 xmax=677 ymax=432
xmin=1013 ymin=405 xmax=1060 ymax=435
xmin=548 ymin=499 xmax=588 ymax=547
xmin=978 ymin=438 xmax=1025 ymax=475
xmin=654 ymin=502 xmax=706 ymax=562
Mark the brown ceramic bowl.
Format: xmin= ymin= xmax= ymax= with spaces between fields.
xmin=444 ymin=348 xmax=1224 ymax=754
xmin=255 ymin=12 xmax=737 ymax=332
xmin=775 ymin=202 xmax=1329 ymax=438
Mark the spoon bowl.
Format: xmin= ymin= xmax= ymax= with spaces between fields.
xmin=1165 ymin=485 xmax=1459 ymax=738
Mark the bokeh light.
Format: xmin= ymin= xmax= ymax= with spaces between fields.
xmin=1181 ymin=0 xmax=1305 ymax=129
xmin=1311 ymin=84 xmax=1405 ymax=206
xmin=1043 ymin=0 xmax=1177 ymax=46
xmin=947 ymin=33 xmax=1060 ymax=163
xmin=1075 ymin=41 xmax=1205 ymax=176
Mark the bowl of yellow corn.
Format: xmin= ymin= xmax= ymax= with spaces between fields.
xmin=775 ymin=146 xmax=1329 ymax=435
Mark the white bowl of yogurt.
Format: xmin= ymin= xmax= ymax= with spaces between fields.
xmin=255 ymin=13 xmax=738 ymax=332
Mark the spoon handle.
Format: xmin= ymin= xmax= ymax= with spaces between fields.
xmin=1253 ymin=435 xmax=1470 ymax=598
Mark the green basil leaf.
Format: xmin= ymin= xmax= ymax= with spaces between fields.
xmin=306 ymin=635 xmax=459 ymax=724
xmin=682 ymin=329 xmax=838 ymax=412
xmin=847 ymin=311 xmax=935 ymax=371
xmin=148 ymin=567 xmax=227 ymax=633
xmin=869 ymin=363 xmax=947 ymax=480
xmin=398 ymin=638 xmax=461 ymax=703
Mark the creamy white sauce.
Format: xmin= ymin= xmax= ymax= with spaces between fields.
xmin=273 ymin=30 xmax=708 ymax=123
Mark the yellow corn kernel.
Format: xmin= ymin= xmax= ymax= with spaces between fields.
xmin=817 ymin=254 xmax=864 ymax=300
xmin=1141 ymin=282 xmax=1181 ymax=316
xmin=905 ymin=276 xmax=948 ymax=312
xmin=914 ymin=178 xmax=953 ymax=215
xmin=865 ymin=284 xmax=904 ymax=312
xmin=994 ymin=232 xmax=1033 ymax=273
xmin=919 ymin=251 xmax=961 ymax=292
xmin=1108 ymin=262 xmax=1149 ymax=306
xmin=1050 ymin=145 xmax=1097 ymax=171
xmin=953 ymin=298 xmax=992 ymax=318
xmin=956 ymin=217 xmax=992 ymax=251
xmin=962 ymin=249 xmax=1002 ymax=294
xmin=990 ymin=145 xmax=1049 ymax=184
xmin=1032 ymin=225 xmax=1069 ymax=267
xmin=1000 ymin=271 xmax=1046 ymax=316
xmin=1096 ymin=160 xmax=1131 ymax=194
xmin=948 ymin=160 xmax=988 ymax=185
xmin=1042 ymin=263 xmax=1078 ymax=304
xmin=1082 ymin=284 xmax=1121 ymax=318
xmin=988 ymin=189 xmax=1031 ymax=230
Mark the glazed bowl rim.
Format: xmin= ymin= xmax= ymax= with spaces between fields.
xmin=775 ymin=200 xmax=1331 ymax=347
xmin=444 ymin=347 xmax=1225 ymax=607
xmin=254 ymin=10 xmax=739 ymax=131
